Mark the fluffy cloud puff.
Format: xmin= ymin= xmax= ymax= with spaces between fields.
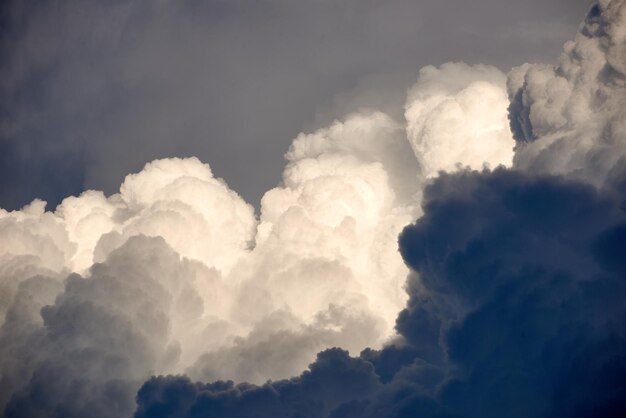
xmin=405 ymin=62 xmax=515 ymax=177
xmin=508 ymin=0 xmax=626 ymax=186
xmin=191 ymin=112 xmax=418 ymax=384
xmin=2 ymin=236 xmax=210 ymax=418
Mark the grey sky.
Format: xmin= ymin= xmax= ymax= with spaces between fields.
xmin=0 ymin=0 xmax=592 ymax=211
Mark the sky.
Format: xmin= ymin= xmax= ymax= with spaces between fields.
xmin=0 ymin=0 xmax=591 ymax=211
xmin=2 ymin=1 xmax=626 ymax=418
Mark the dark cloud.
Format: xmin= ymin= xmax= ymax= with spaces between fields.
xmin=135 ymin=348 xmax=381 ymax=418
xmin=397 ymin=169 xmax=626 ymax=418
xmin=133 ymin=168 xmax=626 ymax=418
xmin=0 ymin=0 xmax=591 ymax=210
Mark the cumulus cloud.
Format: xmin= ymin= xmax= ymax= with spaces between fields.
xmin=129 ymin=2 xmax=626 ymax=418
xmin=0 ymin=57 xmax=516 ymax=416
xmin=3 ymin=1 xmax=623 ymax=417
xmin=134 ymin=169 xmax=626 ymax=418
xmin=508 ymin=0 xmax=626 ymax=186
xmin=2 ymin=236 xmax=207 ymax=418
xmin=191 ymin=112 xmax=418 ymax=383
xmin=405 ymin=62 xmax=515 ymax=177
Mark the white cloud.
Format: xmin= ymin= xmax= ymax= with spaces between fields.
xmin=0 ymin=62 xmax=516 ymax=416
xmin=405 ymin=62 xmax=515 ymax=178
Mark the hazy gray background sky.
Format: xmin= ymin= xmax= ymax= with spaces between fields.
xmin=0 ymin=0 xmax=592 ymax=210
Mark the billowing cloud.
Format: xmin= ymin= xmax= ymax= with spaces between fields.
xmin=2 ymin=236 xmax=194 ymax=417
xmin=129 ymin=2 xmax=626 ymax=418
xmin=0 ymin=56 xmax=516 ymax=417
xmin=405 ymin=62 xmax=515 ymax=177
xmin=394 ymin=169 xmax=626 ymax=418
xmin=2 ymin=1 xmax=624 ymax=417
xmin=136 ymin=348 xmax=382 ymax=418
xmin=508 ymin=0 xmax=626 ymax=186
xmin=134 ymin=169 xmax=626 ymax=418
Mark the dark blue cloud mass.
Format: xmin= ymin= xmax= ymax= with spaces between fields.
xmin=135 ymin=348 xmax=381 ymax=418
xmin=133 ymin=168 xmax=626 ymax=418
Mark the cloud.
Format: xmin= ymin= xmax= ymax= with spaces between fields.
xmin=508 ymin=0 xmax=626 ymax=186
xmin=0 ymin=57 xmax=518 ymax=416
xmin=1 ymin=236 xmax=214 ymax=418
xmin=136 ymin=348 xmax=381 ymax=418
xmin=405 ymin=62 xmax=515 ymax=177
xmin=133 ymin=168 xmax=626 ymax=418
xmin=99 ymin=157 xmax=257 ymax=275
xmin=2 ymin=2 xmax=623 ymax=417
xmin=397 ymin=169 xmax=626 ymax=416
xmin=129 ymin=2 xmax=626 ymax=417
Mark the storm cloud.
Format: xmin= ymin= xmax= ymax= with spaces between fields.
xmin=135 ymin=169 xmax=626 ymax=418
xmin=1 ymin=0 xmax=625 ymax=417
xmin=133 ymin=2 xmax=626 ymax=417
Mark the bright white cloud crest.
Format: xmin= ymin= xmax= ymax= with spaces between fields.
xmin=0 ymin=63 xmax=515 ymax=415
xmin=405 ymin=62 xmax=515 ymax=177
